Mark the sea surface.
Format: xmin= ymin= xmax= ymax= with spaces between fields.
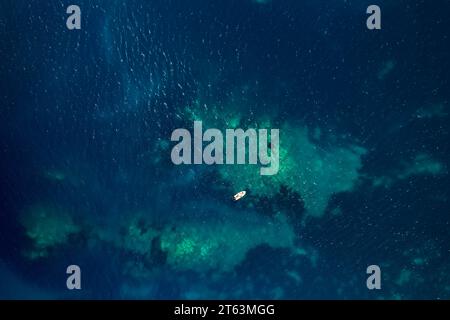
xmin=0 ymin=0 xmax=449 ymax=299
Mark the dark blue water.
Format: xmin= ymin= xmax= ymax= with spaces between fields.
xmin=0 ymin=0 xmax=449 ymax=299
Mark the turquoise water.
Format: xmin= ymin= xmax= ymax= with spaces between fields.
xmin=0 ymin=0 xmax=449 ymax=299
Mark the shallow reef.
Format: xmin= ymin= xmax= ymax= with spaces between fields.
xmin=20 ymin=204 xmax=81 ymax=260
